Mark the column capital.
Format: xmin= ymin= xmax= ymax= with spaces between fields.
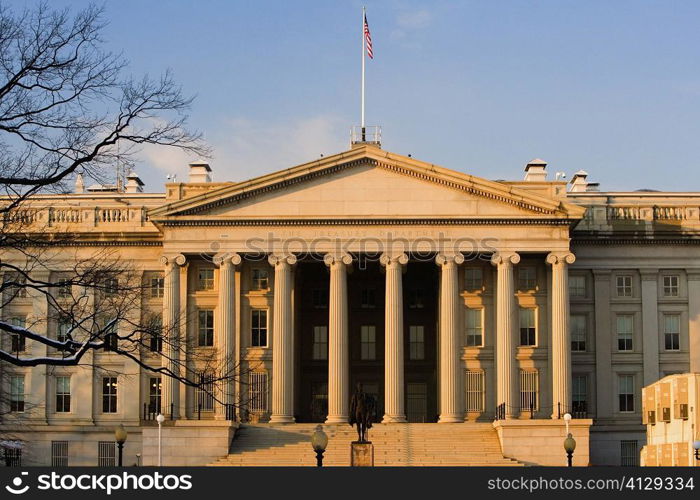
xmin=268 ymin=253 xmax=297 ymax=266
xmin=436 ymin=253 xmax=465 ymax=266
xmin=545 ymin=252 xmax=576 ymax=266
xmin=323 ymin=252 xmax=353 ymax=267
xmin=687 ymin=269 xmax=700 ymax=281
xmin=214 ymin=252 xmax=242 ymax=266
xmin=160 ymin=254 xmax=186 ymax=267
xmin=380 ymin=252 xmax=408 ymax=266
xmin=490 ymin=251 xmax=520 ymax=267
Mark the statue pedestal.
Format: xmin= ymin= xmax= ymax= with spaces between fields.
xmin=351 ymin=442 xmax=374 ymax=467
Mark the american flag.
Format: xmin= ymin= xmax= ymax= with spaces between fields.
xmin=364 ymin=14 xmax=373 ymax=59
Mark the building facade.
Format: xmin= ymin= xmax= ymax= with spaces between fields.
xmin=1 ymin=143 xmax=698 ymax=466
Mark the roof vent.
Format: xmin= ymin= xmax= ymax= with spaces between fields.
xmin=524 ymin=159 xmax=547 ymax=181
xmin=189 ymin=161 xmax=212 ymax=183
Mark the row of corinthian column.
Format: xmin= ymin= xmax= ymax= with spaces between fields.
xmin=160 ymin=250 xmax=575 ymax=422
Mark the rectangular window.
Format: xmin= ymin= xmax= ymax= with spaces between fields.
xmin=618 ymin=374 xmax=634 ymax=413
xmin=10 ymin=317 xmax=26 ymax=353
xmin=197 ymin=309 xmax=214 ymax=347
xmin=249 ymin=372 xmax=268 ymax=413
xmin=569 ymin=275 xmax=586 ymax=297
xmin=147 ymin=315 xmax=163 ymax=352
xmin=570 ymin=314 xmax=587 ymax=351
xmin=408 ymin=289 xmax=424 ymax=309
xmin=57 ymin=278 xmax=72 ymax=298
xmin=361 ymin=288 xmax=376 ymax=308
xmin=102 ymin=377 xmax=117 ymax=413
xmin=620 ymin=440 xmax=639 ymax=466
xmin=518 ymin=267 xmax=537 ymax=291
xmin=149 ymin=377 xmax=162 ymax=414
xmin=97 ymin=441 xmax=115 ymax=467
xmin=150 ymin=275 xmax=164 ymax=298
xmin=3 ymin=448 xmax=21 ymax=466
xmin=311 ymin=289 xmax=328 ymax=308
xmin=662 ymin=275 xmax=679 ymax=297
xmin=616 ymin=275 xmax=633 ymax=297
xmin=57 ymin=317 xmax=71 ymax=343
xmin=520 ymin=370 xmax=539 ymax=412
xmin=251 ymin=309 xmax=268 ymax=347
xmin=519 ymin=308 xmax=537 ymax=346
xmin=465 ymin=267 xmax=483 ymax=291
xmin=360 ymin=325 xmax=376 ymax=360
xmin=616 ymin=315 xmax=634 ymax=351
xmin=55 ymin=376 xmax=71 ymax=413
xmin=51 ymin=441 xmax=68 ymax=467
xmin=663 ymin=314 xmax=680 ymax=351
xmin=465 ymin=370 xmax=485 ymax=412
xmin=465 ymin=308 xmax=483 ymax=347
xmin=409 ymin=325 xmax=425 ymax=360
xmin=197 ymin=268 xmax=214 ymax=291
xmin=5 ymin=273 xmax=27 ymax=298
xmin=9 ymin=375 xmax=25 ymax=412
xmin=103 ymin=277 xmax=118 ymax=296
xmin=195 ymin=373 xmax=215 ymax=412
xmin=572 ymin=375 xmax=587 ymax=417
xmin=251 ymin=268 xmax=269 ymax=291
xmin=312 ymin=326 xmax=328 ymax=360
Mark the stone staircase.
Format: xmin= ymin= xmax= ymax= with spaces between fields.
xmin=210 ymin=422 xmax=524 ymax=466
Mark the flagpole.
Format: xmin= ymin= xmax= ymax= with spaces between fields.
xmin=361 ymin=6 xmax=366 ymax=141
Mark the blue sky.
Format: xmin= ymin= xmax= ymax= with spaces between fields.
xmin=17 ymin=0 xmax=700 ymax=191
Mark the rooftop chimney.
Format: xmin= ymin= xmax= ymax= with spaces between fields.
xmin=125 ymin=171 xmax=145 ymax=193
xmin=74 ymin=172 xmax=84 ymax=193
xmin=523 ymin=159 xmax=547 ymax=182
xmin=188 ymin=161 xmax=212 ymax=183
xmin=569 ymin=170 xmax=589 ymax=193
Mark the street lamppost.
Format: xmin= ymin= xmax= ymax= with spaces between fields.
xmin=156 ymin=413 xmax=165 ymax=467
xmin=693 ymin=441 xmax=700 ymax=461
xmin=311 ymin=425 xmax=328 ymax=467
xmin=114 ymin=424 xmax=127 ymax=467
xmin=563 ymin=413 xmax=575 ymax=467
xmin=564 ymin=433 xmax=576 ymax=467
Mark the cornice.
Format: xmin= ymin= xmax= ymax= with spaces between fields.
xmin=160 ymin=217 xmax=577 ymax=227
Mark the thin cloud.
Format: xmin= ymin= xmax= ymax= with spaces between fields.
xmin=391 ymin=9 xmax=433 ymax=46
xmin=136 ymin=114 xmax=348 ymax=186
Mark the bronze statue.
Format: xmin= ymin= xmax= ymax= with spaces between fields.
xmin=349 ymin=383 xmax=375 ymax=443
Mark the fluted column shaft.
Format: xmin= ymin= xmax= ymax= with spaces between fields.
xmin=547 ymin=252 xmax=575 ymax=418
xmin=325 ymin=253 xmax=352 ymax=424
xmin=491 ymin=252 xmax=520 ymax=419
xmin=437 ymin=253 xmax=465 ymax=422
xmin=215 ymin=253 xmax=241 ymax=419
xmin=269 ymin=254 xmax=296 ymax=423
xmin=381 ymin=253 xmax=408 ymax=423
xmin=161 ymin=254 xmax=185 ymax=419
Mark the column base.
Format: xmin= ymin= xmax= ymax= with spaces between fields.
xmin=325 ymin=415 xmax=349 ymax=424
xmin=269 ymin=415 xmax=296 ymax=424
xmin=381 ymin=414 xmax=407 ymax=423
xmin=438 ymin=414 xmax=464 ymax=423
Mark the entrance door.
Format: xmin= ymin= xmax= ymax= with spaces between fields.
xmin=406 ymin=382 xmax=428 ymax=422
xmin=310 ymin=381 xmax=328 ymax=422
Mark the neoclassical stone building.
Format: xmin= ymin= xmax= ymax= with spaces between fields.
xmin=1 ymin=142 xmax=698 ymax=466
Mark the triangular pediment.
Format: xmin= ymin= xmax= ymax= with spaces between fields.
xmin=149 ymin=146 xmax=585 ymax=222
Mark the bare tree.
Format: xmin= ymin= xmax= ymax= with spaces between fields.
xmin=0 ymin=3 xmax=254 ymax=419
